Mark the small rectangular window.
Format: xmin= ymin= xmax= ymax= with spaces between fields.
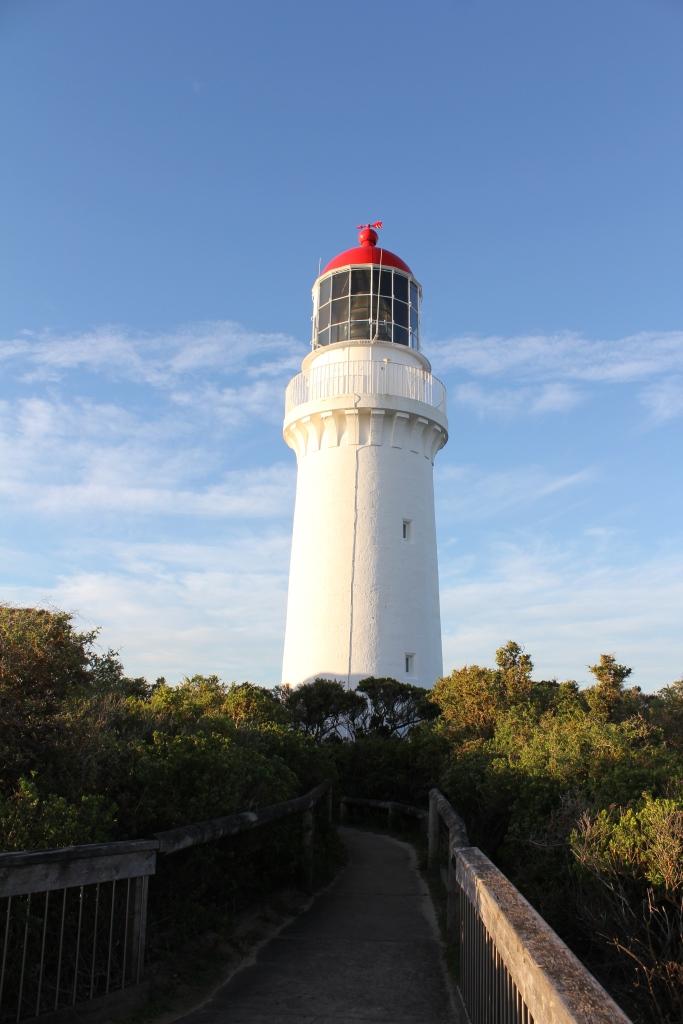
xmin=405 ymin=653 xmax=415 ymax=675
xmin=319 ymin=276 xmax=332 ymax=305
xmin=402 ymin=519 xmax=411 ymax=540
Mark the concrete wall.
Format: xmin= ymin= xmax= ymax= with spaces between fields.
xmin=281 ymin=342 xmax=448 ymax=689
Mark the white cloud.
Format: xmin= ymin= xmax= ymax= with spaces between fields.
xmin=2 ymin=532 xmax=293 ymax=683
xmin=0 ymin=321 xmax=306 ymax=390
xmin=453 ymin=380 xmax=583 ymax=417
xmin=0 ymin=390 xmax=295 ymax=519
xmin=436 ymin=463 xmax=594 ymax=521
xmin=431 ymin=330 xmax=683 ymax=383
xmin=639 ymin=375 xmax=683 ymax=423
xmin=440 ymin=542 xmax=683 ymax=691
xmin=431 ymin=330 xmax=683 ymax=421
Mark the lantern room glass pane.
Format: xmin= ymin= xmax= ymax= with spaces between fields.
xmin=318 ymin=303 xmax=330 ymax=330
xmin=372 ymin=268 xmax=392 ymax=297
xmin=350 ymin=294 xmax=370 ymax=320
xmin=393 ymin=274 xmax=408 ymax=302
xmin=351 ymin=268 xmax=371 ymax=293
xmin=331 ymin=297 xmax=348 ymax=324
xmin=371 ymin=294 xmax=392 ymax=323
xmin=394 ymin=300 xmax=408 ymax=327
xmin=332 ymin=271 xmax=350 ymax=299
xmin=350 ymin=320 xmax=370 ymax=340
xmin=330 ymin=322 xmax=350 ymax=344
xmin=375 ymin=320 xmax=392 ymax=342
xmin=314 ymin=266 xmax=420 ymax=350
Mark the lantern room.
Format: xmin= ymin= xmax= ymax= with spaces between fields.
xmin=311 ymin=225 xmax=422 ymax=351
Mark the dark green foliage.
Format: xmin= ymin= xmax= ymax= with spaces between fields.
xmin=275 ymin=675 xmax=440 ymax=742
xmin=0 ymin=607 xmax=333 ymax=851
xmin=356 ymin=677 xmax=439 ymax=736
xmin=427 ymin=644 xmax=683 ymax=1024
xmin=333 ymin=726 xmax=448 ymax=805
xmin=3 ymin=607 xmax=681 ymax=1023
xmin=275 ymin=678 xmax=366 ymax=741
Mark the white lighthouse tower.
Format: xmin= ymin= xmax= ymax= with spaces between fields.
xmin=281 ymin=224 xmax=448 ymax=688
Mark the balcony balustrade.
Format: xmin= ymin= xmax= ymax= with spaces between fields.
xmin=285 ymin=359 xmax=446 ymax=417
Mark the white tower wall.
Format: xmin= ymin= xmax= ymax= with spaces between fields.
xmin=282 ymin=340 xmax=447 ymax=688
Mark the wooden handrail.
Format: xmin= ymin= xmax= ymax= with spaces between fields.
xmin=339 ymin=796 xmax=426 ymax=822
xmin=428 ymin=788 xmax=633 ymax=1024
xmin=155 ymin=781 xmax=330 ymax=854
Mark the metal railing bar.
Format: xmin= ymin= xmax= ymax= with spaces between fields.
xmin=16 ymin=894 xmax=31 ymax=1024
xmin=0 ymin=895 xmax=11 ymax=1010
xmin=105 ymin=879 xmax=116 ymax=995
xmin=72 ymin=886 xmax=83 ymax=1008
xmin=35 ymin=890 xmax=49 ymax=1017
xmin=121 ymin=878 xmax=130 ymax=990
xmin=54 ymin=888 xmax=66 ymax=1011
xmin=89 ymin=882 xmax=100 ymax=1000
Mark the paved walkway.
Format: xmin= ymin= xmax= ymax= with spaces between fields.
xmin=177 ymin=828 xmax=458 ymax=1024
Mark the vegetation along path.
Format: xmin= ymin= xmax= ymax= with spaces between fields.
xmin=176 ymin=828 xmax=458 ymax=1024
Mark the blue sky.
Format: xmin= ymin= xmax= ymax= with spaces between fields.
xmin=1 ymin=0 xmax=681 ymax=690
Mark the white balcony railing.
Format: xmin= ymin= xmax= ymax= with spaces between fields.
xmin=285 ymin=359 xmax=447 ymax=416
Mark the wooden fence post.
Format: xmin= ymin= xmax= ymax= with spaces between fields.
xmin=326 ymin=785 xmax=333 ymax=824
xmin=428 ymin=790 xmax=439 ymax=869
xmin=301 ymin=809 xmax=314 ymax=893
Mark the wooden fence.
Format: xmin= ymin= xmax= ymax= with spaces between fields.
xmin=342 ymin=790 xmax=634 ymax=1024
xmin=426 ymin=788 xmax=634 ymax=1024
xmin=0 ymin=781 xmax=330 ymax=1023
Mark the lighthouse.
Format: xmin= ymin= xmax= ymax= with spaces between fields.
xmin=281 ymin=225 xmax=448 ymax=688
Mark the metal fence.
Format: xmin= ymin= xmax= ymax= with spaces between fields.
xmin=0 ymin=782 xmax=330 ymax=1023
xmin=285 ymin=359 xmax=447 ymax=416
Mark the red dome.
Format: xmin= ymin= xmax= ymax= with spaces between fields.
xmin=321 ymin=225 xmax=412 ymax=276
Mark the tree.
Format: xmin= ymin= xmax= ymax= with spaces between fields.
xmin=586 ymin=654 xmax=637 ymax=722
xmin=650 ymin=680 xmax=683 ymax=751
xmin=430 ymin=664 xmax=504 ymax=738
xmin=0 ymin=606 xmax=97 ymax=785
xmin=495 ymin=641 xmax=534 ymax=703
xmin=356 ymin=677 xmax=438 ymax=736
xmin=222 ymin=682 xmax=289 ymax=728
xmin=276 ymin=679 xmax=365 ymax=742
xmin=570 ymin=795 xmax=683 ymax=1024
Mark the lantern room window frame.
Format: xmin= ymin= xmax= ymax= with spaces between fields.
xmin=312 ymin=266 xmax=421 ymax=351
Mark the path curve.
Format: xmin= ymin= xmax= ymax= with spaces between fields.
xmin=176 ymin=828 xmax=458 ymax=1023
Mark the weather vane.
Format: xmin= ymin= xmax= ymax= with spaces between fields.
xmin=356 ymin=220 xmax=383 ymax=231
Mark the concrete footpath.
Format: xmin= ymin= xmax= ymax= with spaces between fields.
xmin=176 ymin=828 xmax=459 ymax=1024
